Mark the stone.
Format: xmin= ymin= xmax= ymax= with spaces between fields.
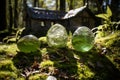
xmin=47 ymin=24 xmax=68 ymax=48
xmin=46 ymin=76 xmax=57 ymax=80
xmin=72 ymin=26 xmax=94 ymax=52
xmin=17 ymin=34 xmax=40 ymax=53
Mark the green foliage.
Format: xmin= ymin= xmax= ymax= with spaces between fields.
xmin=77 ymin=62 xmax=94 ymax=80
xmin=106 ymin=6 xmax=112 ymax=17
xmin=96 ymin=6 xmax=112 ymax=22
xmin=0 ymin=36 xmax=120 ymax=79
xmin=0 ymin=60 xmax=17 ymax=71
xmin=29 ymin=74 xmax=47 ymax=80
xmin=0 ymin=71 xmax=17 ymax=79
xmin=95 ymin=31 xmax=120 ymax=48
xmin=38 ymin=37 xmax=48 ymax=47
xmin=3 ymin=27 xmax=25 ymax=43
xmin=0 ymin=43 xmax=18 ymax=55
xmin=40 ymin=60 xmax=54 ymax=68
xmin=0 ymin=60 xmax=17 ymax=79
xmin=96 ymin=14 xmax=110 ymax=21
xmin=67 ymin=31 xmax=73 ymax=48
xmin=16 ymin=77 xmax=25 ymax=80
xmin=95 ymin=6 xmax=120 ymax=39
xmin=15 ymin=27 xmax=25 ymax=41
xmin=95 ymin=21 xmax=120 ymax=39
xmin=0 ymin=25 xmax=120 ymax=80
xmin=1 ymin=1 xmax=120 ymax=80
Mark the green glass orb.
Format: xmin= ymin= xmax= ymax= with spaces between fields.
xmin=72 ymin=27 xmax=94 ymax=52
xmin=17 ymin=35 xmax=40 ymax=53
xmin=47 ymin=24 xmax=68 ymax=48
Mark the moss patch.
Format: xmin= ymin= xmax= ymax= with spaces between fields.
xmin=0 ymin=34 xmax=120 ymax=79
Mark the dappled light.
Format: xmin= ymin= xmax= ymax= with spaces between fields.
xmin=0 ymin=0 xmax=120 ymax=80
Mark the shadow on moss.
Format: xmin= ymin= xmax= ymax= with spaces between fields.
xmin=74 ymin=48 xmax=120 ymax=80
xmin=41 ymin=46 xmax=120 ymax=80
xmin=40 ymin=47 xmax=78 ymax=80
xmin=12 ymin=51 xmax=42 ymax=69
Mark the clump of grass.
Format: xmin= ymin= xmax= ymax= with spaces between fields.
xmin=0 ymin=59 xmax=17 ymax=71
xmin=0 ymin=71 xmax=17 ymax=79
xmin=29 ymin=74 xmax=47 ymax=80
xmin=40 ymin=60 xmax=54 ymax=68
xmin=95 ymin=31 xmax=120 ymax=47
xmin=0 ymin=59 xmax=17 ymax=79
xmin=0 ymin=43 xmax=18 ymax=56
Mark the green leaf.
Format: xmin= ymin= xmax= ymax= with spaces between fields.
xmin=96 ymin=14 xmax=109 ymax=20
xmin=106 ymin=6 xmax=112 ymax=17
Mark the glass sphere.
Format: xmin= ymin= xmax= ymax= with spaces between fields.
xmin=47 ymin=24 xmax=68 ymax=48
xmin=72 ymin=26 xmax=94 ymax=52
xmin=17 ymin=35 xmax=40 ymax=53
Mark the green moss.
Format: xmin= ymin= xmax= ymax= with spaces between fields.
xmin=0 ymin=71 xmax=17 ymax=79
xmin=38 ymin=37 xmax=48 ymax=47
xmin=0 ymin=43 xmax=18 ymax=56
xmin=16 ymin=77 xmax=25 ymax=80
xmin=40 ymin=48 xmax=48 ymax=55
xmin=39 ymin=37 xmax=47 ymax=43
xmin=0 ymin=59 xmax=17 ymax=71
xmin=29 ymin=74 xmax=47 ymax=80
xmin=40 ymin=60 xmax=54 ymax=68
xmin=77 ymin=62 xmax=94 ymax=80
xmin=0 ymin=45 xmax=7 ymax=53
xmin=0 ymin=31 xmax=120 ymax=80
xmin=95 ymin=31 xmax=120 ymax=47
xmin=39 ymin=44 xmax=119 ymax=79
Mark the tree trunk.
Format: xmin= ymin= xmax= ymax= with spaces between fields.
xmin=56 ymin=0 xmax=58 ymax=10
xmin=69 ymin=0 xmax=74 ymax=9
xmin=111 ymin=0 xmax=120 ymax=21
xmin=0 ymin=0 xmax=6 ymax=30
xmin=34 ymin=0 xmax=39 ymax=7
xmin=14 ymin=0 xmax=18 ymax=28
xmin=60 ymin=0 xmax=66 ymax=11
xmin=8 ymin=0 xmax=13 ymax=32
xmin=94 ymin=0 xmax=104 ymax=13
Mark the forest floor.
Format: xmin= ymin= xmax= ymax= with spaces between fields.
xmin=0 ymin=31 xmax=120 ymax=80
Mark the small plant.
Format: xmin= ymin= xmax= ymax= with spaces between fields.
xmin=3 ymin=27 xmax=25 ymax=43
xmin=96 ymin=6 xmax=112 ymax=23
xmin=95 ymin=6 xmax=120 ymax=39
